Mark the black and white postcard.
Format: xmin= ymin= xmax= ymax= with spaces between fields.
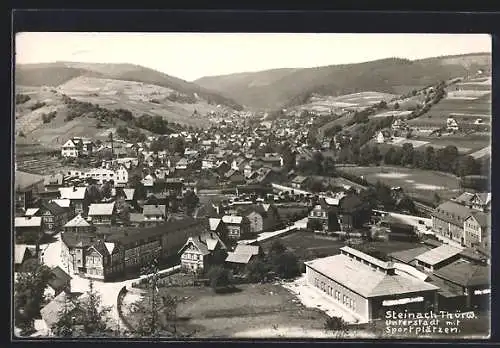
xmin=13 ymin=32 xmax=491 ymax=339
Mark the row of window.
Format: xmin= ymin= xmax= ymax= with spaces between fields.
xmin=87 ymin=268 xmax=103 ymax=276
xmin=465 ymin=222 xmax=481 ymax=231
xmin=314 ymin=277 xmax=356 ymax=311
xmin=182 ymin=253 xmax=203 ymax=261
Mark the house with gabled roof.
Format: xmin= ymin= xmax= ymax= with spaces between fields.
xmin=463 ymin=212 xmax=490 ymax=249
xmin=61 ymin=139 xmax=79 ymax=158
xmin=15 ymin=216 xmax=42 ymax=244
xmin=40 ymin=291 xmax=84 ymax=336
xmin=221 ymin=215 xmax=251 ymax=241
xmin=87 ymin=202 xmax=115 ymax=225
xmin=63 ymin=214 xmax=94 ymax=234
xmin=225 ymin=244 xmax=262 ymax=272
xmin=58 ymin=187 xmax=87 ymax=215
xmin=44 ymin=266 xmax=72 ymax=299
xmin=84 ymin=240 xmax=123 ymax=281
xmin=143 ymin=204 xmax=167 ymax=224
xmin=432 ymin=200 xmax=474 ymax=245
xmin=178 ymin=232 xmax=227 ymax=273
xmin=14 ymin=244 xmax=35 ymax=272
xmin=39 ymin=200 xmax=70 ymax=234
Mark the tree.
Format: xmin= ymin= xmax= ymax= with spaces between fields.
xmin=131 ymin=260 xmax=164 ymax=337
xmin=397 ymin=196 xmax=417 ymax=214
xmin=116 ymin=126 xmax=129 ymax=139
xmin=323 ymin=156 xmax=336 ymax=175
xmin=207 ymin=266 xmax=232 ymax=292
xmin=80 ymin=279 xmax=111 ymax=335
xmin=423 ymin=146 xmax=437 ymax=170
xmin=456 ymin=155 xmax=480 ymax=177
xmin=14 ymin=264 xmax=53 ymax=335
xmin=100 ymin=181 xmax=113 ymax=199
xmin=384 ymin=147 xmax=395 ymax=165
xmin=271 ymin=251 xmax=300 ymax=279
xmin=53 ymin=296 xmax=78 ymax=337
xmin=375 ymin=181 xmax=396 ymax=210
xmin=400 ymin=143 xmax=414 ymax=166
xmin=324 ymin=316 xmax=350 ymax=338
xmin=210 ymin=248 xmax=228 ymax=267
xmin=270 ymin=240 xmax=287 ymax=255
xmin=245 ymin=259 xmax=271 ymax=283
xmin=393 ymin=102 xmax=400 ymax=110
xmin=310 ymin=179 xmax=325 ymax=193
xmin=371 ymin=145 xmax=381 ymax=164
xmin=182 ymin=190 xmax=199 ymax=216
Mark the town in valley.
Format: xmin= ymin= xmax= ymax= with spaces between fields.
xmin=13 ymin=33 xmax=491 ymax=339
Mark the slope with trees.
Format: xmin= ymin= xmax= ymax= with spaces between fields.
xmin=195 ymin=53 xmax=491 ymax=109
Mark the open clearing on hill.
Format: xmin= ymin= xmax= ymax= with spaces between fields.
xmin=57 ymin=76 xmax=216 ymax=128
xmin=301 ymin=91 xmax=398 ymax=114
xmin=338 ymin=166 xmax=462 ymax=202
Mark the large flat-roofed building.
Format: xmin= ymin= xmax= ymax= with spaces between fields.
xmin=305 ymin=246 xmax=439 ymax=323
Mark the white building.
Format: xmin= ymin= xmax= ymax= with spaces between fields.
xmin=446 ymin=117 xmax=459 ymax=131
xmin=61 ymin=139 xmax=79 ymax=158
xmin=114 ymin=165 xmax=129 ymax=187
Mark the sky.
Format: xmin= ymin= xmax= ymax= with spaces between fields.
xmin=15 ymin=33 xmax=491 ymax=81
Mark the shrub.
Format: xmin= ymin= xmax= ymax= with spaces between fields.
xmin=30 ymin=101 xmax=47 ymax=111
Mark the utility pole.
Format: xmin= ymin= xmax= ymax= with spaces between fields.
xmin=109 ymin=132 xmax=115 ymax=159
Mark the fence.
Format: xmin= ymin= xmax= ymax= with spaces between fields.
xmin=131 ymin=265 xmax=182 ymax=288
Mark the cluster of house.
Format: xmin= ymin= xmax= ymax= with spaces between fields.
xmin=431 ymin=192 xmax=491 ymax=257
xmin=305 ymin=241 xmax=490 ymax=323
xmin=376 ymin=119 xmax=412 ymax=144
xmin=52 ymin=199 xmax=281 ymax=281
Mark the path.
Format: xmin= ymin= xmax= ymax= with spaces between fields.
xmin=469 ymin=145 xmax=491 ymax=159
xmin=238 ymin=217 xmax=307 ymax=245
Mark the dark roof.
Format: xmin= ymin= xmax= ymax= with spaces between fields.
xmin=389 ymin=246 xmax=432 ymax=264
xmin=61 ymin=231 xmax=96 ymax=248
xmin=40 ymin=200 xmax=67 ymax=216
xmin=108 ymin=217 xmax=207 ymax=245
xmin=48 ymin=266 xmax=71 ymax=291
xmin=432 ymin=201 xmax=473 ymax=227
xmin=433 ymin=261 xmax=490 ymax=287
xmin=466 ymin=212 xmax=489 ymax=228
xmin=88 ymin=240 xmax=110 ymax=257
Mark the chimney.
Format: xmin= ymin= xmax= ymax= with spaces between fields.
xmin=73 ymin=186 xmax=77 ymax=192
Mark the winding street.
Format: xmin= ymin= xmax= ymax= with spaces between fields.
xmin=39 ymin=235 xmax=144 ymax=332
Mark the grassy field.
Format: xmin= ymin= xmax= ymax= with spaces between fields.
xmin=338 ymin=166 xmax=462 ymax=202
xmin=130 ymin=283 xmax=330 ymax=338
xmin=411 ymin=134 xmax=490 ymax=155
xmin=58 ymin=76 xmax=215 ymax=128
xmin=260 ymin=230 xmax=422 ymax=261
xmin=408 ymin=92 xmax=491 ymax=127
